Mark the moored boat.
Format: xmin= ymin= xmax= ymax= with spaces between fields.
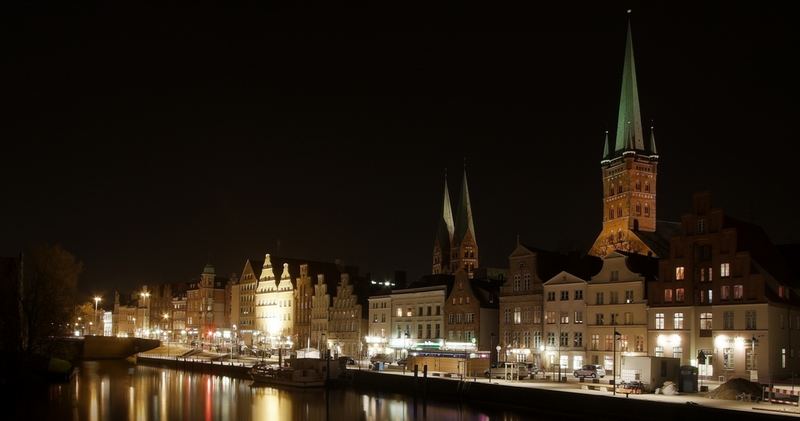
xmin=249 ymin=363 xmax=326 ymax=388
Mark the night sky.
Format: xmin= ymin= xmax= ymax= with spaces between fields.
xmin=3 ymin=2 xmax=799 ymax=296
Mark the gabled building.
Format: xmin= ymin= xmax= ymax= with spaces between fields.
xmin=586 ymin=252 xmax=653 ymax=377
xmin=589 ymin=18 xmax=680 ymax=258
xmin=294 ymin=264 xmax=315 ymax=349
xmin=233 ymin=258 xmax=262 ymax=344
xmin=254 ymin=255 xmax=294 ymax=349
xmin=648 ymin=192 xmax=800 ymax=383
xmin=443 ymin=269 xmax=499 ymax=354
xmin=186 ymin=264 xmax=229 ymax=339
xmin=327 ymin=274 xmax=367 ymax=358
xmin=542 ymin=271 xmax=589 ymax=373
xmin=498 ymin=242 xmax=565 ymax=365
xmin=311 ymin=274 xmax=331 ymax=352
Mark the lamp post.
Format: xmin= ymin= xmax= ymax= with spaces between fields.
xmin=93 ymin=296 xmax=102 ymax=336
xmin=162 ymin=313 xmax=170 ymax=355
xmin=140 ymin=291 xmax=151 ymax=334
xmin=490 ymin=333 xmax=496 ymax=365
xmin=613 ymin=329 xmax=621 ymax=395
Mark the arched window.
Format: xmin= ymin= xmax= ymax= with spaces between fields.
xmin=635 ymin=180 xmax=641 ymax=191
xmin=635 ymin=202 xmax=641 ymax=215
xmin=645 ymin=182 xmax=650 ymax=193
xmin=617 ymin=184 xmax=623 ymax=194
xmin=617 ymin=207 xmax=622 ymax=217
xmin=609 ymin=207 xmax=614 ymax=220
xmin=617 ymin=230 xmax=623 ymax=242
xmin=644 ymin=204 xmax=650 ymax=217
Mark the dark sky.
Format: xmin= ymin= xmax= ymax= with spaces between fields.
xmin=3 ymin=2 xmax=799 ymax=296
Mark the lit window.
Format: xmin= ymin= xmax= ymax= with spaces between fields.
xmin=664 ymin=289 xmax=673 ymax=303
xmin=673 ymin=313 xmax=684 ymax=330
xmin=655 ymin=313 xmax=664 ymax=330
xmin=675 ymin=288 xmax=685 ymax=302
xmin=654 ymin=346 xmax=664 ymax=357
xmin=721 ymin=285 xmax=730 ymax=300
xmin=723 ymin=348 xmax=734 ymax=369
xmin=733 ymin=285 xmax=743 ymax=300
xmin=700 ymin=313 xmax=713 ymax=330
xmin=721 ymin=263 xmax=730 ymax=278
xmin=675 ymin=267 xmax=685 ymax=280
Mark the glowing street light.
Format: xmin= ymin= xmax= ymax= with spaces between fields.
xmin=93 ymin=296 xmax=102 ymax=336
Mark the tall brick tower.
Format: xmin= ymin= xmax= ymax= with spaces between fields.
xmin=590 ymin=15 xmax=661 ymax=257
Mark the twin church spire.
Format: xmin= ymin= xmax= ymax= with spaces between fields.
xmin=433 ymin=166 xmax=478 ymax=278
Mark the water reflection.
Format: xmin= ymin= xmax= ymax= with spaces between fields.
xmin=32 ymin=361 xmax=543 ymax=420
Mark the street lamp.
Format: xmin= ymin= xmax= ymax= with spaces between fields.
xmin=162 ymin=313 xmax=170 ymax=355
xmin=613 ymin=329 xmax=621 ymax=395
xmin=140 ymin=291 xmax=151 ymax=333
xmin=93 ymin=296 xmax=102 ymax=336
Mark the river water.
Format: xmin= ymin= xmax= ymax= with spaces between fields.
xmin=24 ymin=361 xmax=559 ymax=420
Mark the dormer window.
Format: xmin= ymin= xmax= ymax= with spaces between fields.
xmin=697 ymin=218 xmax=706 ymax=234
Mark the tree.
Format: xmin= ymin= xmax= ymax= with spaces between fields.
xmin=19 ymin=244 xmax=82 ymax=353
xmin=72 ymin=302 xmax=95 ymax=335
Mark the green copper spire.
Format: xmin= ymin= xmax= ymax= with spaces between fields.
xmin=453 ymin=167 xmax=476 ymax=246
xmin=649 ymin=126 xmax=658 ymax=155
xmin=602 ymin=130 xmax=610 ymax=161
xmin=614 ymin=15 xmax=645 ymax=152
xmin=435 ymin=171 xmax=455 ymax=253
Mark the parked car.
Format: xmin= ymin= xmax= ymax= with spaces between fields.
xmin=525 ymin=363 xmax=543 ymax=376
xmin=573 ymin=364 xmax=606 ymax=379
xmin=484 ymin=363 xmax=530 ymax=380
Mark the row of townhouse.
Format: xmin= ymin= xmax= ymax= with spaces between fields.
xmin=499 ymin=193 xmax=800 ymax=384
xmin=110 ymin=253 xmax=374 ymax=358
xmin=366 ymin=270 xmax=502 ymax=360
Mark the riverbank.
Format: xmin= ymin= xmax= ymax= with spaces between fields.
xmin=348 ymin=369 xmax=796 ymax=421
xmin=136 ymin=354 xmax=796 ymax=420
xmin=138 ymin=356 xmax=252 ymax=379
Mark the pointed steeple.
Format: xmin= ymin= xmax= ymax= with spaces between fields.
xmin=438 ymin=171 xmax=455 ymax=242
xmin=602 ymin=130 xmax=610 ymax=161
xmin=649 ymin=126 xmax=658 ymax=156
xmin=614 ymin=12 xmax=645 ymax=153
xmin=453 ymin=167 xmax=476 ymax=246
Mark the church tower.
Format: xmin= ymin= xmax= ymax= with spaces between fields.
xmin=450 ymin=167 xmax=479 ymax=278
xmin=432 ymin=172 xmax=455 ymax=274
xmin=590 ymin=15 xmax=660 ymax=257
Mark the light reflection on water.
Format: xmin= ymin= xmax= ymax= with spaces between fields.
xmin=35 ymin=361 xmax=538 ymax=420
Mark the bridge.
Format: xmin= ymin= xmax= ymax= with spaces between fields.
xmin=55 ymin=336 xmax=161 ymax=360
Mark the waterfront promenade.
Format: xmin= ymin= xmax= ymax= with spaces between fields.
xmin=138 ymin=345 xmax=799 ymax=419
